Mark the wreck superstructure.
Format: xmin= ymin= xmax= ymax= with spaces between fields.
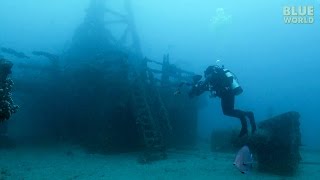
xmin=65 ymin=0 xmax=142 ymax=65
xmin=62 ymin=0 xmax=198 ymax=161
xmin=4 ymin=0 xmax=198 ymax=162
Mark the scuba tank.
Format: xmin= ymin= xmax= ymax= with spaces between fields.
xmin=222 ymin=68 xmax=243 ymax=96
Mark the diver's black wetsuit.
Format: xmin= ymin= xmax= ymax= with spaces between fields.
xmin=220 ymin=91 xmax=256 ymax=137
xmin=190 ymin=66 xmax=256 ymax=137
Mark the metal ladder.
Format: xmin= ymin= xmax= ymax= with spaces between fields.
xmin=131 ymin=72 xmax=166 ymax=162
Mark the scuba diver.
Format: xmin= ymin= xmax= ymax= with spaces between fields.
xmin=187 ymin=65 xmax=256 ymax=137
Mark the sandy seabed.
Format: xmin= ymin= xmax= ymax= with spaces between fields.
xmin=0 ymin=144 xmax=319 ymax=180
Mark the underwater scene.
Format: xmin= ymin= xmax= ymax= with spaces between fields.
xmin=0 ymin=0 xmax=320 ymax=179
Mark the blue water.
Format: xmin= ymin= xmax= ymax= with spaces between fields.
xmin=0 ymin=0 xmax=319 ymax=178
xmin=135 ymin=0 xmax=320 ymax=148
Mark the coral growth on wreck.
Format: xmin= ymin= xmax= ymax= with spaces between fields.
xmin=0 ymin=59 xmax=18 ymax=122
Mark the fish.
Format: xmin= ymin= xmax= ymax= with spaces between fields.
xmin=233 ymin=145 xmax=254 ymax=174
xmin=1 ymin=47 xmax=30 ymax=59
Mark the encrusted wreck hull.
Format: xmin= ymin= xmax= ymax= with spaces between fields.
xmin=211 ymin=111 xmax=301 ymax=175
